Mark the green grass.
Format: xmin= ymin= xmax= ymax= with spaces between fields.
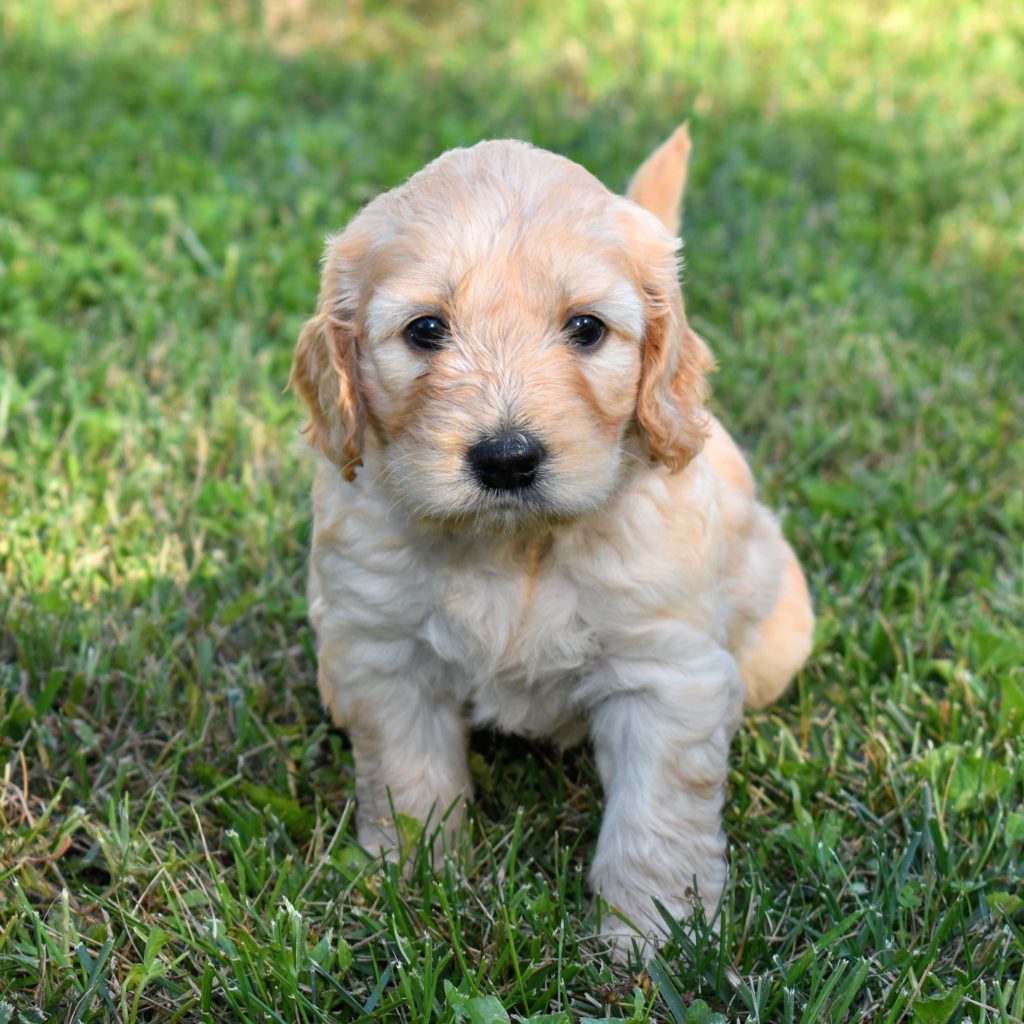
xmin=1 ymin=0 xmax=1022 ymax=1020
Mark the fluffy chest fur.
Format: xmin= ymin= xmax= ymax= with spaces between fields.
xmin=421 ymin=546 xmax=597 ymax=738
xmin=308 ymin=455 xmax=723 ymax=740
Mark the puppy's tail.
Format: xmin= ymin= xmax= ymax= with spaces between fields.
xmin=625 ymin=123 xmax=691 ymax=236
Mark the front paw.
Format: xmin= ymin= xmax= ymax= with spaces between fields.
xmin=597 ymin=910 xmax=659 ymax=965
xmin=356 ymin=796 xmax=467 ymax=866
xmin=592 ymin=848 xmax=724 ymax=962
xmin=594 ymin=880 xmax=682 ymax=963
xmin=596 ymin=888 xmax=719 ymax=965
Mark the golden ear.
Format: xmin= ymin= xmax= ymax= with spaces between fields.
xmin=626 ymin=122 xmax=691 ymax=235
xmin=288 ymin=238 xmax=366 ymax=480
xmin=626 ymin=124 xmax=710 ymax=470
xmin=634 ymin=254 xmax=714 ymax=472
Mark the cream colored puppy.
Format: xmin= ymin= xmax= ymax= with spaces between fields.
xmin=290 ymin=126 xmax=814 ymax=951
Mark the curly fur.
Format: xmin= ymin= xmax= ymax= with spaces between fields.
xmin=291 ymin=125 xmax=815 ymax=956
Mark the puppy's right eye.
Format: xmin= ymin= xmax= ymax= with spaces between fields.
xmin=405 ymin=316 xmax=449 ymax=352
xmin=564 ymin=314 xmax=606 ymax=349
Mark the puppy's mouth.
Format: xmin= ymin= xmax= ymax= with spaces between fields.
xmin=458 ymin=486 xmax=581 ymax=533
xmin=399 ymin=469 xmax=593 ymax=535
xmin=475 ymin=484 xmax=549 ymax=513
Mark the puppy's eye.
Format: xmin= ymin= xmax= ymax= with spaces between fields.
xmin=564 ymin=315 xmax=606 ymax=350
xmin=405 ymin=316 xmax=449 ymax=352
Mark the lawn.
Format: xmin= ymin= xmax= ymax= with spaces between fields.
xmin=1 ymin=0 xmax=1022 ymax=1020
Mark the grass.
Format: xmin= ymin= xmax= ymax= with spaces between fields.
xmin=1 ymin=0 xmax=1022 ymax=1020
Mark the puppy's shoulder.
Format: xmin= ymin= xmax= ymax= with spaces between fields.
xmin=701 ymin=415 xmax=756 ymax=498
xmin=309 ymin=461 xmax=425 ymax=579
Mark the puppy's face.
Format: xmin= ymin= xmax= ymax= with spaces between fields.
xmin=292 ymin=138 xmax=711 ymax=531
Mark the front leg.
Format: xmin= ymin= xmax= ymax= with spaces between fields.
xmin=317 ymin=635 xmax=471 ymax=859
xmin=588 ymin=643 xmax=742 ymax=953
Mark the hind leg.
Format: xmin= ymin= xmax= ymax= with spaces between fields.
xmin=737 ymin=545 xmax=814 ymax=710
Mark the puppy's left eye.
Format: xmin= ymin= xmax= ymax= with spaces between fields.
xmin=405 ymin=316 xmax=449 ymax=352
xmin=564 ymin=315 xmax=606 ymax=349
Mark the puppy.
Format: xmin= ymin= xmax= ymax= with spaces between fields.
xmin=290 ymin=125 xmax=814 ymax=953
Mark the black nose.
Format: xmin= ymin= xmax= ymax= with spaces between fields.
xmin=467 ymin=432 xmax=545 ymax=491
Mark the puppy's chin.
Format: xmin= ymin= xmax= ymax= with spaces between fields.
xmin=410 ymin=488 xmax=605 ymax=536
xmin=479 ymin=488 xmax=608 ymax=534
xmin=379 ymin=468 xmax=614 ymax=536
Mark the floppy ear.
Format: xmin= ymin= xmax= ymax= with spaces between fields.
xmin=626 ymin=122 xmax=691 ymax=235
xmin=289 ymin=231 xmax=367 ymax=480
xmin=634 ymin=254 xmax=714 ymax=472
xmin=626 ymin=123 xmax=712 ymax=470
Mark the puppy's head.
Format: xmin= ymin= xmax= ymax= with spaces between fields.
xmin=291 ymin=125 xmax=712 ymax=531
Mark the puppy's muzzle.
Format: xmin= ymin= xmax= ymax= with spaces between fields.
xmin=467 ymin=431 xmax=546 ymax=491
